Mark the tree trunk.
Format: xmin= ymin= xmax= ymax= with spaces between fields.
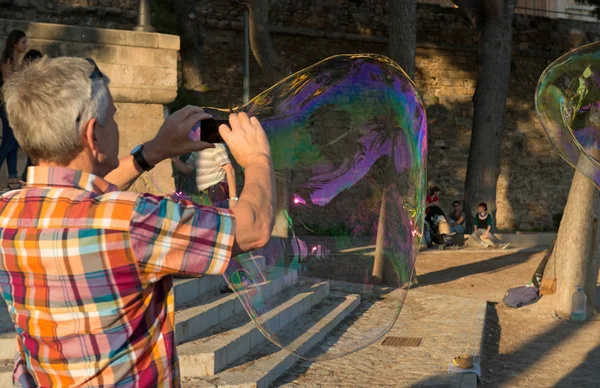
xmin=463 ymin=0 xmax=517 ymax=231
xmin=373 ymin=0 xmax=417 ymax=285
xmin=172 ymin=0 xmax=205 ymax=92
xmin=388 ymin=0 xmax=416 ymax=78
xmin=247 ymin=0 xmax=287 ymax=84
xmin=246 ymin=0 xmax=290 ymax=240
xmin=550 ymin=168 xmax=600 ymax=319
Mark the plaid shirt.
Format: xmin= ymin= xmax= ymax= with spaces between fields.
xmin=0 ymin=167 xmax=235 ymax=387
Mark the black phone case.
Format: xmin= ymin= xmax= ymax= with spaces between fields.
xmin=201 ymin=119 xmax=228 ymax=143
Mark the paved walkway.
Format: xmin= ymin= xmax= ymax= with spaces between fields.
xmin=274 ymin=290 xmax=485 ymax=388
xmin=272 ymin=248 xmax=599 ymax=388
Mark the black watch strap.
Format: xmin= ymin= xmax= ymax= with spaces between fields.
xmin=133 ymin=145 xmax=154 ymax=172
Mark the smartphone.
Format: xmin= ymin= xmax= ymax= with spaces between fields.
xmin=188 ymin=118 xmax=229 ymax=143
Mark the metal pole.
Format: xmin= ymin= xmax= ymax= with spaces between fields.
xmin=134 ymin=0 xmax=155 ymax=32
xmin=243 ymin=7 xmax=250 ymax=103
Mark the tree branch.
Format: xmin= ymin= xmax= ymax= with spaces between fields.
xmin=452 ymin=0 xmax=483 ymax=27
xmin=246 ymin=0 xmax=288 ymax=83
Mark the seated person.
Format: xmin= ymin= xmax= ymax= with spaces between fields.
xmin=423 ymin=186 xmax=442 ymax=248
xmin=425 ymin=186 xmax=441 ymax=215
xmin=471 ymin=202 xmax=510 ymax=249
xmin=448 ymin=200 xmax=465 ymax=234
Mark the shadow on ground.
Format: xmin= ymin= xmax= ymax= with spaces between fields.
xmin=410 ymin=284 xmax=600 ymax=388
xmin=413 ymin=250 xmax=539 ymax=288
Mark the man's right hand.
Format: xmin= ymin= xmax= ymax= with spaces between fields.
xmin=219 ymin=112 xmax=271 ymax=168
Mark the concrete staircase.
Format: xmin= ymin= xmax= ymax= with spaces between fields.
xmin=0 ymin=260 xmax=361 ymax=387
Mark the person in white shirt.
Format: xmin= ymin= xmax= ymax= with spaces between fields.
xmin=171 ymin=143 xmax=238 ymax=208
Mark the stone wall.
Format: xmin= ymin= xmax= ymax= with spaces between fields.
xmin=3 ymin=1 xmax=598 ymax=230
xmin=0 ymin=18 xmax=178 ymax=194
xmin=191 ymin=2 xmax=599 ymax=232
xmin=0 ymin=0 xmax=138 ymax=30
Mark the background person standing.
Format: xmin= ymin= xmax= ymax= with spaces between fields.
xmin=171 ymin=143 xmax=238 ymax=208
xmin=0 ymin=29 xmax=27 ymax=190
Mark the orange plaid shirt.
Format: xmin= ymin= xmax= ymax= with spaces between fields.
xmin=0 ymin=166 xmax=235 ymax=387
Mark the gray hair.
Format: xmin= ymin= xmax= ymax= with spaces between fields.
xmin=2 ymin=56 xmax=111 ymax=165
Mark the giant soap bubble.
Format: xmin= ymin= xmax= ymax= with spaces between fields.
xmin=536 ymin=41 xmax=600 ymax=186
xmin=152 ymin=54 xmax=427 ymax=360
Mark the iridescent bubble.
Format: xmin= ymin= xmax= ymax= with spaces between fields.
xmin=536 ymin=41 xmax=600 ymax=186
xmin=150 ymin=54 xmax=427 ymax=360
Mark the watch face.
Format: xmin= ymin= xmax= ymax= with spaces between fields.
xmin=130 ymin=144 xmax=142 ymax=155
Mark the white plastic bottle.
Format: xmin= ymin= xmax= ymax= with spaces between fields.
xmin=571 ymin=285 xmax=587 ymax=321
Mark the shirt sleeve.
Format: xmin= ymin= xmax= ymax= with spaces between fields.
xmin=487 ymin=214 xmax=493 ymax=227
xmin=213 ymin=144 xmax=231 ymax=166
xmin=128 ymin=193 xmax=235 ymax=279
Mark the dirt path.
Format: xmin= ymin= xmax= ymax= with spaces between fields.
xmin=414 ymin=248 xmax=600 ymax=388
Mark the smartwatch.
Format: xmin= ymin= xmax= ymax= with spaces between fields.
xmin=130 ymin=144 xmax=154 ymax=172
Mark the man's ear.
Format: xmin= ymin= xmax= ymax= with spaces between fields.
xmin=83 ymin=118 xmax=99 ymax=155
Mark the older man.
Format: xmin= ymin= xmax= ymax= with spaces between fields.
xmin=1 ymin=57 xmax=275 ymax=387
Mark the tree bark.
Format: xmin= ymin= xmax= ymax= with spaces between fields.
xmin=246 ymin=0 xmax=290 ymax=239
xmin=460 ymin=0 xmax=518 ymax=230
xmin=372 ymin=0 xmax=418 ymax=285
xmin=549 ymin=167 xmax=600 ymax=319
xmin=388 ymin=0 xmax=416 ymax=78
xmin=247 ymin=0 xmax=287 ymax=84
xmin=172 ymin=0 xmax=205 ymax=92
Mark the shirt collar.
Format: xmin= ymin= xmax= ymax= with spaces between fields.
xmin=26 ymin=166 xmax=118 ymax=195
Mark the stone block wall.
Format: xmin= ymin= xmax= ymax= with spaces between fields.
xmin=3 ymin=2 xmax=598 ymax=230
xmin=192 ymin=2 xmax=596 ymax=231
xmin=0 ymin=18 xmax=179 ymax=194
xmin=0 ymin=0 xmax=138 ymax=30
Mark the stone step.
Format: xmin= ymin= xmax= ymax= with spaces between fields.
xmin=174 ymin=255 xmax=267 ymax=306
xmin=174 ymin=276 xmax=227 ymax=306
xmin=175 ymin=269 xmax=298 ymax=345
xmin=0 ymin=274 xmax=232 ymax=361
xmin=0 ymin=265 xmax=289 ymax=361
xmin=177 ymin=281 xmax=330 ymax=377
xmin=181 ymin=293 xmax=361 ymax=388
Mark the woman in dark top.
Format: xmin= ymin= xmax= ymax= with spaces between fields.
xmin=17 ymin=49 xmax=44 ymax=182
xmin=0 ymin=29 xmax=28 ymax=190
xmin=471 ymin=202 xmax=509 ymax=249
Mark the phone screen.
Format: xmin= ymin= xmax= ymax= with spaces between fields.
xmin=188 ymin=119 xmax=228 ymax=143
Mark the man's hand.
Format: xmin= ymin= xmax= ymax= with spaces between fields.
xmin=144 ymin=106 xmax=216 ymax=166
xmin=219 ymin=112 xmax=271 ymax=168
xmin=228 ymin=199 xmax=237 ymax=209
